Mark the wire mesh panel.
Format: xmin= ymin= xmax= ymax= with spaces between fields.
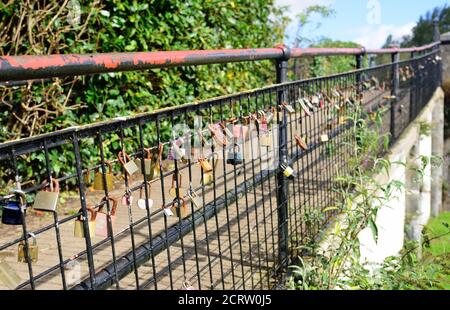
xmin=0 ymin=50 xmax=441 ymax=290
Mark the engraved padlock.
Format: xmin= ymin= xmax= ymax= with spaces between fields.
xmin=188 ymin=189 xmax=202 ymax=209
xmin=280 ymin=163 xmax=296 ymax=180
xmin=33 ymin=177 xmax=59 ymax=212
xmin=95 ymin=197 xmax=118 ymax=238
xmin=93 ymin=161 xmax=114 ymax=191
xmin=2 ymin=189 xmax=26 ymax=225
xmin=227 ymin=143 xmax=243 ymax=165
xmin=134 ymin=148 xmax=152 ymax=176
xmin=74 ymin=207 xmax=97 ymax=238
xmin=118 ymin=151 xmax=139 ymax=176
xmin=171 ymin=197 xmax=188 ymax=218
xmin=18 ymin=233 xmax=38 ymax=263
xmin=137 ymin=181 xmax=154 ymax=210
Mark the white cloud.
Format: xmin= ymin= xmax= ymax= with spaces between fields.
xmin=351 ymin=22 xmax=416 ymax=49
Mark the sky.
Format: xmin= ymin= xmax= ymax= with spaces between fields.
xmin=276 ymin=0 xmax=450 ymax=48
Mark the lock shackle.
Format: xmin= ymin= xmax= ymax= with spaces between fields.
xmin=171 ymin=173 xmax=183 ymax=189
xmin=76 ymin=207 xmax=97 ymax=222
xmin=42 ymin=177 xmax=60 ymax=193
xmin=95 ymin=160 xmax=113 ymax=174
xmin=140 ymin=181 xmax=151 ymax=198
xmin=295 ymin=135 xmax=308 ymax=151
xmin=143 ymin=148 xmax=152 ymax=160
xmin=118 ymin=151 xmax=132 ymax=166
xmin=22 ymin=232 xmax=37 ymax=245
xmin=172 ymin=197 xmax=186 ymax=209
xmin=232 ymin=143 xmax=241 ymax=152
xmin=9 ymin=189 xmax=26 ymax=207
xmin=98 ymin=196 xmax=118 ymax=216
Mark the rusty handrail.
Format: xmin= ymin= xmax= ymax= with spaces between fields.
xmin=0 ymin=42 xmax=439 ymax=82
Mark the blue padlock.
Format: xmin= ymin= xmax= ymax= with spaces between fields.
xmin=2 ymin=190 xmax=26 ymax=225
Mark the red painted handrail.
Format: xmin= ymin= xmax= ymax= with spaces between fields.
xmin=0 ymin=42 xmax=439 ymax=82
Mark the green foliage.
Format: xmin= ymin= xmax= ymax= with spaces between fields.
xmin=0 ymin=0 xmax=288 ymax=186
xmin=287 ymin=99 xmax=446 ymax=290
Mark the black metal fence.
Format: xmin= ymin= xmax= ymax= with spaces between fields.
xmin=0 ymin=48 xmax=441 ymax=290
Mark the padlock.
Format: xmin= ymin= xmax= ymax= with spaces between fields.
xmin=208 ymin=124 xmax=228 ymax=146
xmin=203 ymin=172 xmax=214 ymax=186
xmin=172 ymin=138 xmax=186 ymax=160
xmin=18 ymin=233 xmax=38 ymax=263
xmin=311 ymin=95 xmax=320 ymax=107
xmin=163 ymin=205 xmax=174 ymax=217
xmin=295 ymin=135 xmax=308 ymax=151
xmin=260 ymin=132 xmax=272 ymax=147
xmin=150 ymin=144 xmax=164 ymax=180
xmin=121 ymin=192 xmax=133 ymax=206
xmin=188 ymin=189 xmax=202 ymax=209
xmin=73 ymin=207 xmax=96 ymax=238
xmin=304 ymin=97 xmax=316 ymax=111
xmin=33 ymin=177 xmax=59 ymax=212
xmin=227 ymin=143 xmax=243 ymax=165
xmin=169 ymin=173 xmax=185 ymax=198
xmin=118 ymin=151 xmax=139 ymax=176
xmin=320 ymin=134 xmax=329 ymax=143
xmin=0 ymin=259 xmax=21 ymax=290
xmin=137 ymin=181 xmax=154 ymax=210
xmin=232 ymin=123 xmax=249 ymax=141
xmin=282 ymin=102 xmax=296 ymax=114
xmin=280 ymin=163 xmax=296 ymax=180
xmin=134 ymin=148 xmax=152 ymax=176
xmin=2 ymin=190 xmax=26 ymax=225
xmin=95 ymin=197 xmax=118 ymax=238
xmin=198 ymin=157 xmax=213 ymax=173
xmin=171 ymin=198 xmax=188 ymax=218
xmin=298 ymin=98 xmax=311 ymax=116
xmin=93 ymin=161 xmax=114 ymax=191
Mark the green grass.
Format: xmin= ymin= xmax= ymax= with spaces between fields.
xmin=424 ymin=212 xmax=450 ymax=256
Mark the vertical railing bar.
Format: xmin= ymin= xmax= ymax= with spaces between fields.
xmin=183 ymin=108 xmax=203 ymax=289
xmin=97 ymin=131 xmax=121 ymax=290
xmin=118 ymin=123 xmax=140 ymax=290
xmin=42 ymin=140 xmax=67 ymax=290
xmin=71 ymin=133 xmax=96 ymax=289
xmin=155 ymin=116 xmax=174 ymax=290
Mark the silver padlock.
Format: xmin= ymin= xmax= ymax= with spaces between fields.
xmin=172 ymin=140 xmax=186 ymax=160
xmin=119 ymin=151 xmax=139 ymax=176
xmin=163 ymin=206 xmax=174 ymax=217
xmin=298 ymin=98 xmax=311 ymax=116
xmin=33 ymin=178 xmax=60 ymax=212
xmin=137 ymin=181 xmax=154 ymax=210
xmin=282 ymin=102 xmax=296 ymax=114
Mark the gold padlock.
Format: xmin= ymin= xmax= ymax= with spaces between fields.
xmin=93 ymin=161 xmax=114 ymax=191
xmin=33 ymin=177 xmax=60 ymax=212
xmin=118 ymin=151 xmax=139 ymax=176
xmin=18 ymin=233 xmax=38 ymax=263
xmin=188 ymin=189 xmax=202 ymax=209
xmin=73 ymin=207 xmax=97 ymax=238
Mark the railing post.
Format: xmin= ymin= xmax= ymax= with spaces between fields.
xmin=390 ymin=47 xmax=400 ymax=144
xmin=275 ymin=45 xmax=290 ymax=269
xmin=356 ymin=49 xmax=364 ymax=90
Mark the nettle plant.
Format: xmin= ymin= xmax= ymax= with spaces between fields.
xmin=287 ymin=102 xmax=444 ymax=290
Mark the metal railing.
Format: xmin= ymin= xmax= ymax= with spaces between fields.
xmin=0 ymin=43 xmax=442 ymax=290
